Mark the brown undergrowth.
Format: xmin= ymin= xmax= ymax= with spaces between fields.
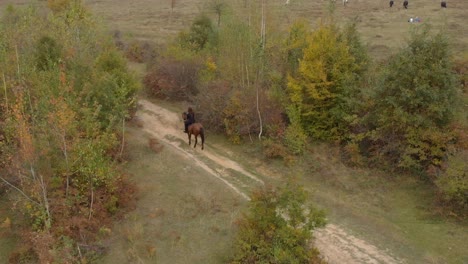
xmin=5 ymin=167 xmax=137 ymax=263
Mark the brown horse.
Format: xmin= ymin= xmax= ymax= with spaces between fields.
xmin=182 ymin=112 xmax=205 ymax=150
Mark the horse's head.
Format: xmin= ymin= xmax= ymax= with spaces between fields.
xmin=182 ymin=112 xmax=188 ymax=121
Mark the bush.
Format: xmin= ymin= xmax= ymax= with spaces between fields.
xmin=35 ymin=35 xmax=62 ymax=71
xmin=436 ymin=153 xmax=468 ymax=213
xmin=262 ymin=138 xmax=289 ymax=159
xmin=193 ymin=80 xmax=230 ymax=132
xmin=283 ymin=105 xmax=308 ymax=155
xmin=232 ymin=181 xmax=326 ymax=263
xmin=144 ymin=57 xmax=201 ymax=100
xmin=178 ymin=15 xmax=216 ymax=52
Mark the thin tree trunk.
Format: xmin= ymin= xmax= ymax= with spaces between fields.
xmin=261 ymin=0 xmax=266 ymax=50
xmin=119 ymin=118 xmax=125 ymax=158
xmin=62 ymin=135 xmax=70 ymax=197
xmin=2 ymin=73 xmax=8 ymax=112
xmin=257 ymin=0 xmax=265 ymax=140
xmin=35 ymin=167 xmax=51 ymax=229
xmin=15 ymin=45 xmax=20 ymax=78
xmin=88 ymin=178 xmax=94 ymax=220
xmin=256 ymin=81 xmax=263 ymax=140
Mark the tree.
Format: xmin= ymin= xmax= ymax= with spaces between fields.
xmin=232 ymin=181 xmax=326 ymax=263
xmin=208 ymin=0 xmax=227 ymax=27
xmin=0 ymin=3 xmax=138 ymax=261
xmin=365 ymin=26 xmax=460 ymax=171
xmin=285 ymin=20 xmax=309 ymax=75
xmin=178 ymin=15 xmax=216 ymax=52
xmin=287 ymin=23 xmax=361 ymax=140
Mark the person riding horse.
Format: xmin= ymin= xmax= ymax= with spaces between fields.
xmin=184 ymin=107 xmax=195 ymax=133
xmin=389 ymin=0 xmax=394 ymax=7
xmin=182 ymin=108 xmax=205 ymax=150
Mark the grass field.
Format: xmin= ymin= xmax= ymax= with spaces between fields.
xmin=100 ymin=124 xmax=244 ymax=264
xmin=81 ymin=0 xmax=468 ymax=60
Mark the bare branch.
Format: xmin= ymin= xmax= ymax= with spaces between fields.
xmin=0 ymin=176 xmax=41 ymax=206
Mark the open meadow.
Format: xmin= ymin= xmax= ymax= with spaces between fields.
xmin=80 ymin=0 xmax=468 ymax=60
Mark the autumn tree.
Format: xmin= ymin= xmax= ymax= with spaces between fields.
xmin=0 ymin=2 xmax=138 ymax=261
xmin=287 ymin=23 xmax=365 ymax=141
xmin=363 ymin=26 xmax=460 ymax=172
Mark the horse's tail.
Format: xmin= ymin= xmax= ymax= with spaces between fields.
xmin=200 ymin=127 xmax=205 ymax=148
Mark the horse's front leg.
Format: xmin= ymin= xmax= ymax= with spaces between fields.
xmin=188 ymin=133 xmax=191 ymax=146
xmin=194 ymin=135 xmax=198 ymax=148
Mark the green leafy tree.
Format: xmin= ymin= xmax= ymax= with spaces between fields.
xmin=285 ymin=20 xmax=309 ymax=75
xmin=232 ymin=181 xmax=326 ymax=263
xmin=178 ymin=15 xmax=216 ymax=52
xmin=35 ymin=35 xmax=62 ymax=71
xmin=91 ymin=48 xmax=140 ymax=127
xmin=365 ymin=26 xmax=460 ymax=171
xmin=0 ymin=3 xmax=138 ymax=261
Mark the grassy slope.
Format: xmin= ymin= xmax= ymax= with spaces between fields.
xmin=219 ymin=141 xmax=468 ymax=264
xmin=100 ymin=125 xmax=244 ymax=264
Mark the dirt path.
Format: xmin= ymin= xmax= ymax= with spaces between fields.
xmin=136 ymin=99 xmax=403 ymax=264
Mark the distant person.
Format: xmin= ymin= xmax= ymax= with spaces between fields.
xmin=184 ymin=107 xmax=195 ymax=133
xmin=343 ymin=0 xmax=348 ymax=6
xmin=390 ymin=0 xmax=394 ymax=7
xmin=441 ymin=1 xmax=447 ymax=8
xmin=403 ymin=0 xmax=408 ymax=9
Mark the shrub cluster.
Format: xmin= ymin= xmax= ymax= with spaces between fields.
xmin=0 ymin=2 xmax=139 ymax=261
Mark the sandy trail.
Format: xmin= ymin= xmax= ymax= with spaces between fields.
xmin=135 ymin=99 xmax=403 ymax=264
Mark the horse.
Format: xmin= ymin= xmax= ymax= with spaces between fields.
xmin=403 ymin=0 xmax=408 ymax=9
xmin=441 ymin=1 xmax=446 ymax=8
xmin=182 ymin=112 xmax=205 ymax=150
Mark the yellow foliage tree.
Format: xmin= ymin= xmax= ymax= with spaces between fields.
xmin=287 ymin=23 xmax=358 ymax=140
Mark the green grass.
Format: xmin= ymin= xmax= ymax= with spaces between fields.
xmin=84 ymin=0 xmax=468 ymax=60
xmin=99 ymin=126 xmax=245 ymax=264
xmin=221 ymin=141 xmax=468 ymax=263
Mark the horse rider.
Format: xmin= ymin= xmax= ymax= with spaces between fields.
xmin=184 ymin=107 xmax=196 ymax=133
xmin=389 ymin=0 xmax=394 ymax=7
xmin=403 ymin=0 xmax=408 ymax=9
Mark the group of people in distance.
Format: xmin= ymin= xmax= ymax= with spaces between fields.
xmin=389 ymin=0 xmax=447 ymax=8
